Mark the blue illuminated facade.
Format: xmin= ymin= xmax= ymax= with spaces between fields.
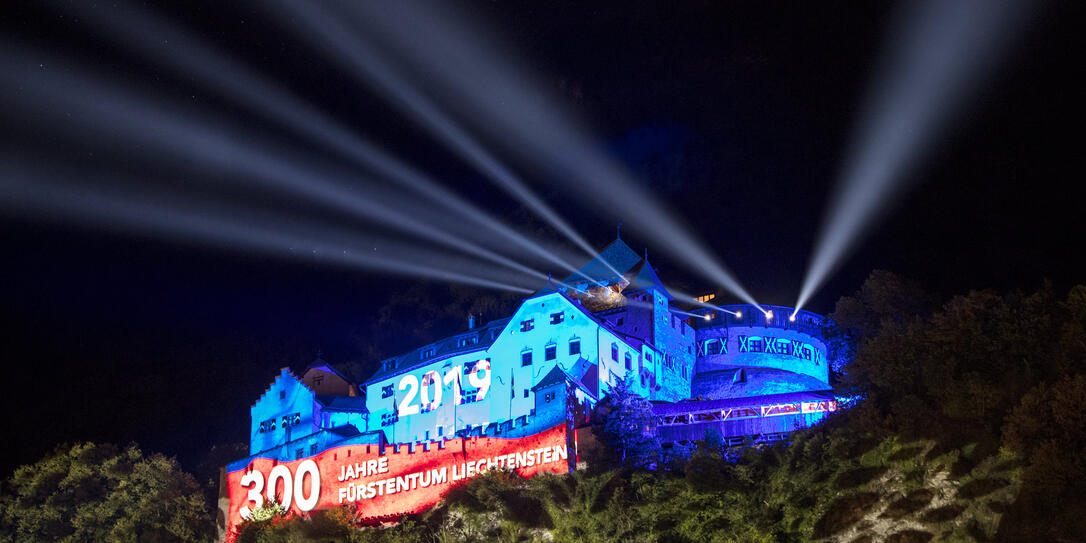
xmin=242 ymin=237 xmax=837 ymax=462
xmin=655 ymin=304 xmax=836 ymax=446
xmin=247 ymin=366 xmax=373 ymax=462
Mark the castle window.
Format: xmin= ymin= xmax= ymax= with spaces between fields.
xmin=295 ymin=448 xmax=304 ymax=460
xmin=522 ymin=350 xmax=533 ymax=366
xmin=457 ymin=336 xmax=477 ymax=348
xmin=624 ymin=352 xmax=632 ymax=370
xmin=309 ymin=444 xmax=318 ymax=455
xmin=381 ymin=384 xmax=394 ymax=398
xmin=611 ymin=342 xmax=618 ymax=361
xmin=313 ymin=376 xmax=323 ymax=386
xmin=521 ymin=319 xmax=535 ymax=332
xmin=523 ymin=389 xmax=529 ymax=398
xmin=544 ymin=392 xmax=556 ymax=402
xmin=617 ymin=317 xmax=624 ymax=326
xmin=545 ymin=344 xmax=557 ymax=361
xmin=569 ymin=338 xmax=581 ymax=355
xmin=705 ymin=340 xmax=721 ymax=356
xmin=550 ymin=312 xmax=564 ymax=324
xmin=279 ymin=391 xmax=286 ymax=400
xmin=421 ymin=348 xmax=435 ymax=359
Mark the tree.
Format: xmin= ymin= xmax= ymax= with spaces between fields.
xmin=1003 ymin=374 xmax=1086 ymax=492
xmin=840 ymin=275 xmax=1086 ymax=444
xmin=683 ymin=445 xmax=726 ymax=493
xmin=0 ymin=442 xmax=213 ymax=543
xmin=824 ymin=271 xmax=933 ymax=382
xmin=829 ymin=270 xmax=934 ymax=342
xmin=997 ymin=374 xmax=1086 ymax=541
xmin=589 ymin=378 xmax=659 ymax=470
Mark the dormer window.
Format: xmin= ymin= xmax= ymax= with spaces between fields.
xmin=421 ymin=348 xmax=435 ymax=359
xmin=520 ymin=319 xmax=535 ymax=332
xmin=457 ymin=336 xmax=477 ymax=348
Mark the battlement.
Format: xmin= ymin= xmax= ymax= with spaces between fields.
xmin=693 ymin=304 xmax=825 ymax=337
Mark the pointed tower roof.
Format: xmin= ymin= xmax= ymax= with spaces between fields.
xmin=627 ymin=256 xmax=674 ymax=300
xmin=561 ymin=237 xmax=642 ymax=286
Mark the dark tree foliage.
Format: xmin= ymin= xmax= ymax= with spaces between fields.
xmin=830 ymin=270 xmax=936 ymax=342
xmin=588 ymin=377 xmax=659 ymax=470
xmin=823 ymin=270 xmax=935 ymax=388
xmin=1003 ymin=374 xmax=1086 ymax=492
xmin=835 ymin=274 xmax=1086 ymax=540
xmin=231 ymin=505 xmax=371 ymax=543
xmin=682 ymin=445 xmax=726 ymax=493
xmin=837 ymin=274 xmax=1085 ymax=439
xmin=998 ymin=373 xmax=1086 ymax=540
xmin=0 ymin=442 xmax=213 ymax=543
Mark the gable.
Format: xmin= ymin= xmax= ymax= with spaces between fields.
xmin=250 ymin=368 xmax=317 ymax=455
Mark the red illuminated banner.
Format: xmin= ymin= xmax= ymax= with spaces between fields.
xmin=224 ymin=425 xmax=569 ymax=534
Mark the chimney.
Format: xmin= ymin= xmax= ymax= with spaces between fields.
xmin=468 ymin=314 xmax=477 ymax=330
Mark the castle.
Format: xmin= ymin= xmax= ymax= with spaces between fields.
xmin=221 ymin=237 xmax=837 ymax=531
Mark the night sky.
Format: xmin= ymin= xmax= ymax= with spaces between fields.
xmin=1 ymin=1 xmax=1082 ymax=476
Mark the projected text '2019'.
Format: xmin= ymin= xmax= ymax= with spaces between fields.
xmin=395 ymin=359 xmax=491 ymax=417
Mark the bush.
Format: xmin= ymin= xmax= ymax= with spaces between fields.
xmin=0 ymin=442 xmax=213 ymax=543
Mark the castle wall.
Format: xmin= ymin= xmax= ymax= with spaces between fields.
xmin=653 ymin=290 xmax=695 ymax=402
xmin=223 ymin=424 xmax=572 ymax=536
xmin=695 ymin=325 xmax=829 ymax=384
